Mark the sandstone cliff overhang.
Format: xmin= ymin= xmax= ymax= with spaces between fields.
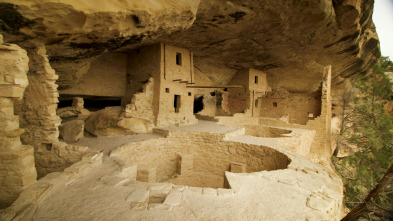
xmin=0 ymin=0 xmax=380 ymax=93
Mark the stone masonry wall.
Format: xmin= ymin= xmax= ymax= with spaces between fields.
xmin=0 ymin=37 xmax=37 ymax=208
xmin=15 ymin=43 xmax=87 ymax=178
xmin=259 ymin=66 xmax=333 ymax=163
xmin=123 ymin=77 xmax=155 ymax=123
xmin=110 ymin=131 xmax=290 ymax=188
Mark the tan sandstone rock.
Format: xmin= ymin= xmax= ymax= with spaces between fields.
xmin=59 ymin=120 xmax=85 ymax=143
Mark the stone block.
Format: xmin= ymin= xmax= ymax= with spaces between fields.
xmin=203 ymin=188 xmax=217 ymax=196
xmin=118 ymin=164 xmax=137 ymax=181
xmin=148 ymin=203 xmax=171 ymax=211
xmin=72 ymin=97 xmax=84 ymax=109
xmin=177 ymin=153 xmax=193 ymax=175
xmin=217 ymin=188 xmax=234 ymax=197
xmin=231 ymin=162 xmax=246 ymax=173
xmin=100 ymin=176 xmax=129 ymax=187
xmin=188 ymin=187 xmax=202 ymax=194
xmin=59 ymin=120 xmax=84 ymax=143
xmin=149 ymin=183 xmax=173 ymax=203
xmin=126 ymin=189 xmax=149 ymax=208
xmin=137 ymin=166 xmax=156 ymax=182
xmin=163 ymin=191 xmax=182 ymax=206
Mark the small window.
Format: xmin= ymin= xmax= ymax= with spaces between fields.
xmin=176 ymin=53 xmax=182 ymax=65
xmin=273 ymin=102 xmax=277 ymax=107
xmin=188 ymin=92 xmax=192 ymax=96
xmin=210 ymin=92 xmax=216 ymax=96
xmin=255 ymin=76 xmax=259 ymax=83
xmin=308 ymin=112 xmax=314 ymax=118
xmin=255 ymin=100 xmax=258 ymax=107
xmin=43 ymin=143 xmax=53 ymax=151
xmin=165 ymin=88 xmax=170 ymax=93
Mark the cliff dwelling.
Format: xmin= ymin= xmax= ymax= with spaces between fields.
xmin=0 ymin=0 xmax=382 ymax=220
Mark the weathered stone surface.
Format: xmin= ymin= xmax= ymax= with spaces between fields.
xmin=59 ymin=120 xmax=84 ymax=143
xmin=117 ymin=117 xmax=150 ymax=134
xmin=85 ymin=106 xmax=127 ymax=136
xmin=0 ymin=38 xmax=36 ymax=209
xmin=0 ymin=0 xmax=379 ymax=93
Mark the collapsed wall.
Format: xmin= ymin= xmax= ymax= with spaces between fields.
xmin=14 ymin=42 xmax=87 ymax=178
xmin=0 ymin=36 xmax=36 ymax=208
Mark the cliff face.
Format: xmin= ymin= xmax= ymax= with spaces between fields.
xmin=0 ymin=0 xmax=379 ymax=92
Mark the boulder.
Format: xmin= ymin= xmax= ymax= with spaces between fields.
xmin=117 ymin=117 xmax=151 ymax=134
xmin=59 ymin=120 xmax=85 ymax=143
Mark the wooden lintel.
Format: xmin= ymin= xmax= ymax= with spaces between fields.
xmin=173 ymin=79 xmax=182 ymax=82
xmin=186 ymin=85 xmax=243 ymax=89
xmin=180 ymin=81 xmax=189 ymax=83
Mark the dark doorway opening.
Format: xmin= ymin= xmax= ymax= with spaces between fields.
xmin=194 ymin=96 xmax=204 ymax=113
xmin=174 ymin=95 xmax=181 ymax=113
xmin=58 ymin=95 xmax=122 ymax=111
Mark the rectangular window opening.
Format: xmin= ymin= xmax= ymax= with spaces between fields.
xmin=176 ymin=53 xmax=182 ymax=66
xmin=165 ymin=88 xmax=170 ymax=93
xmin=255 ymin=76 xmax=259 ymax=84
xmin=188 ymin=92 xmax=192 ymax=96
xmin=255 ymin=100 xmax=258 ymax=107
xmin=273 ymin=102 xmax=277 ymax=107
xmin=174 ymin=95 xmax=181 ymax=113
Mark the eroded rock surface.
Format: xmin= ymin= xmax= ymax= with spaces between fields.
xmin=0 ymin=0 xmax=379 ymax=93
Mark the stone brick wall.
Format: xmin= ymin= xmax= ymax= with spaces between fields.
xmin=259 ymin=92 xmax=322 ymax=125
xmin=228 ymin=68 xmax=271 ymax=116
xmin=15 ymin=43 xmax=88 ymax=178
xmin=0 ymin=38 xmax=37 ymax=208
xmin=110 ymin=131 xmax=290 ymax=188
xmin=123 ymin=77 xmax=155 ymax=122
xmin=126 ymin=43 xmax=196 ymax=127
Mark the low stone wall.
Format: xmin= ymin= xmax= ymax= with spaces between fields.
xmin=110 ymin=131 xmax=290 ymax=188
xmin=244 ymin=125 xmax=292 ymax=137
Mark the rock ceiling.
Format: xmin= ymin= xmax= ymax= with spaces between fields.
xmin=0 ymin=0 xmax=380 ymax=93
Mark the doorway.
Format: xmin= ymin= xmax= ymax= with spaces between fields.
xmin=174 ymin=95 xmax=181 ymax=113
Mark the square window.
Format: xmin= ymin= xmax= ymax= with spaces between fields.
xmin=188 ymin=92 xmax=192 ymax=96
xmin=255 ymin=76 xmax=259 ymax=83
xmin=273 ymin=102 xmax=277 ymax=107
xmin=165 ymin=88 xmax=170 ymax=93
xmin=176 ymin=53 xmax=182 ymax=65
xmin=210 ymin=92 xmax=216 ymax=96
